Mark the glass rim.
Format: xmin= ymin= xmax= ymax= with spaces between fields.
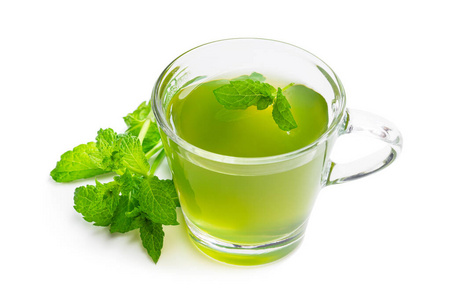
xmin=151 ymin=38 xmax=347 ymax=165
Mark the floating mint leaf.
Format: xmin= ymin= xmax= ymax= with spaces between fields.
xmin=231 ymin=72 xmax=266 ymax=82
xmin=212 ymin=73 xmax=297 ymax=131
xmin=213 ymin=79 xmax=275 ymax=110
xmin=272 ymin=88 xmax=298 ymax=131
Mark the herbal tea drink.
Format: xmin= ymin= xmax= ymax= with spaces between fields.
xmin=152 ymin=38 xmax=402 ymax=265
xmin=166 ymin=79 xmax=328 ymax=248
xmin=159 ymin=75 xmax=331 ymax=265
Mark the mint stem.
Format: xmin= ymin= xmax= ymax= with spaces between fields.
xmin=138 ymin=119 xmax=151 ymax=144
xmin=145 ymin=141 xmax=163 ymax=159
xmin=282 ymin=82 xmax=295 ymax=91
xmin=148 ymin=150 xmax=166 ymax=176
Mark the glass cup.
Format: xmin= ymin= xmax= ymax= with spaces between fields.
xmin=151 ymin=38 xmax=402 ymax=265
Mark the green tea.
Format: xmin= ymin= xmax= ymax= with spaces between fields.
xmin=167 ymin=80 xmax=328 ymax=157
xmin=163 ymin=77 xmax=329 ymax=256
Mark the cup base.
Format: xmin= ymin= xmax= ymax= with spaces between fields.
xmin=185 ymin=217 xmax=307 ymax=266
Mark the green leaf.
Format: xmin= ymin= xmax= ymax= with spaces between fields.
xmin=117 ymin=134 xmax=150 ymax=176
xmin=110 ymin=196 xmax=146 ymax=233
xmin=138 ymin=176 xmax=178 ymax=225
xmin=96 ymin=128 xmax=118 ymax=157
xmin=74 ymin=180 xmax=120 ymax=226
xmin=232 ymin=72 xmax=266 ymax=82
xmin=123 ymin=101 xmax=152 ymax=128
xmin=256 ymin=96 xmax=273 ymax=110
xmin=50 ymin=142 xmax=108 ymax=182
xmin=113 ymin=169 xmax=140 ymax=196
xmin=272 ymin=88 xmax=298 ymax=131
xmin=213 ymin=79 xmax=275 ymax=110
xmin=93 ymin=128 xmax=123 ymax=171
xmin=140 ymin=220 xmax=164 ymax=263
xmin=212 ymin=73 xmax=299 ymax=132
xmin=110 ymin=170 xmax=145 ymax=233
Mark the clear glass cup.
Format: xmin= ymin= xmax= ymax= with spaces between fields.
xmin=151 ymin=38 xmax=402 ymax=265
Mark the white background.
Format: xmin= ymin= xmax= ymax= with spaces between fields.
xmin=1 ymin=0 xmax=449 ymax=299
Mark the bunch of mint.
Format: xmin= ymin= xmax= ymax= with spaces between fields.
xmin=50 ymin=102 xmax=178 ymax=263
xmin=213 ymin=72 xmax=298 ymax=131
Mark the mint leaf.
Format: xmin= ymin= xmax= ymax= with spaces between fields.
xmin=117 ymin=134 xmax=150 ymax=176
xmin=140 ymin=220 xmax=164 ymax=264
xmin=113 ymin=169 xmax=140 ymax=196
xmin=272 ymin=88 xmax=298 ymax=131
xmin=74 ymin=180 xmax=120 ymax=226
xmin=232 ymin=72 xmax=266 ymax=82
xmin=50 ymin=142 xmax=108 ymax=182
xmin=123 ymin=101 xmax=152 ymax=128
xmin=110 ymin=170 xmax=145 ymax=233
xmin=213 ymin=79 xmax=275 ymax=110
xmin=96 ymin=128 xmax=119 ymax=157
xmin=138 ymin=176 xmax=178 ymax=225
xmin=213 ymin=74 xmax=298 ymax=131
xmin=110 ymin=196 xmax=146 ymax=233
xmin=93 ymin=128 xmax=124 ymax=172
xmin=256 ymin=95 xmax=273 ymax=110
xmin=50 ymin=128 xmax=125 ymax=183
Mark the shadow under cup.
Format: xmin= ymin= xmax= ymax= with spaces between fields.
xmin=151 ymin=38 xmax=402 ymax=266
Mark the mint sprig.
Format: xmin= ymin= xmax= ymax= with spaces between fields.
xmin=213 ymin=73 xmax=298 ymax=131
xmin=50 ymin=101 xmax=178 ymax=264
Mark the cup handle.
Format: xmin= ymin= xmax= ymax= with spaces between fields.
xmin=326 ymin=108 xmax=403 ymax=186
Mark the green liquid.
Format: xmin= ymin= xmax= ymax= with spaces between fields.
xmin=167 ymin=80 xmax=328 ymax=157
xmin=163 ymin=78 xmax=329 ymax=264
